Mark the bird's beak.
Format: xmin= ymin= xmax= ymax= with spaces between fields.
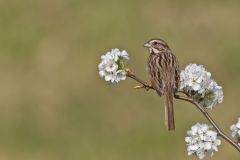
xmin=144 ymin=43 xmax=151 ymax=48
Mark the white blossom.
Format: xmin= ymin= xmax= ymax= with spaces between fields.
xmin=230 ymin=118 xmax=240 ymax=140
xmin=201 ymin=79 xmax=224 ymax=108
xmin=185 ymin=123 xmax=221 ymax=159
xmin=180 ymin=64 xmax=223 ymax=109
xmin=98 ymin=48 xmax=129 ymax=83
xmin=112 ymin=48 xmax=129 ymax=60
xmin=180 ymin=64 xmax=211 ymax=93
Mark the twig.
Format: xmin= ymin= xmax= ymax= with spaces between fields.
xmin=126 ymin=69 xmax=153 ymax=90
xmin=126 ymin=69 xmax=240 ymax=152
xmin=174 ymin=94 xmax=240 ymax=152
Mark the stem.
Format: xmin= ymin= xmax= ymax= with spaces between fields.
xmin=126 ymin=69 xmax=240 ymax=152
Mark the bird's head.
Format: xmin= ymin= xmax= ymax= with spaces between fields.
xmin=144 ymin=39 xmax=170 ymax=54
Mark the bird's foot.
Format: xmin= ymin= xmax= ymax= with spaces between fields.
xmin=133 ymin=85 xmax=150 ymax=91
xmin=174 ymin=94 xmax=180 ymax=99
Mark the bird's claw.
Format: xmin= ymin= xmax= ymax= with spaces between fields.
xmin=133 ymin=85 xmax=144 ymax=89
xmin=174 ymin=94 xmax=180 ymax=99
xmin=133 ymin=85 xmax=150 ymax=91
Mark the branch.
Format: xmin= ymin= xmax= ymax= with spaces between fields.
xmin=126 ymin=69 xmax=240 ymax=152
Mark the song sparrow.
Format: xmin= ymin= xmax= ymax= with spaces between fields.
xmin=144 ymin=39 xmax=180 ymax=131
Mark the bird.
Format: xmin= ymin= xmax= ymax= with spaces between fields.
xmin=144 ymin=38 xmax=180 ymax=131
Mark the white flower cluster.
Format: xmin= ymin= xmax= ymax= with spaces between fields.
xmin=180 ymin=64 xmax=224 ymax=109
xmin=185 ymin=123 xmax=221 ymax=159
xmin=98 ymin=48 xmax=129 ymax=83
xmin=230 ymin=118 xmax=240 ymax=140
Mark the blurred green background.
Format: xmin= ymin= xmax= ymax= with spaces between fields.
xmin=0 ymin=0 xmax=239 ymax=159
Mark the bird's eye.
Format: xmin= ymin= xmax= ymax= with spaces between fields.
xmin=153 ymin=41 xmax=158 ymax=45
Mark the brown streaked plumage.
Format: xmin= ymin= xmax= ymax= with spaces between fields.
xmin=144 ymin=38 xmax=180 ymax=131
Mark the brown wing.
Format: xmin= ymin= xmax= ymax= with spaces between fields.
xmin=170 ymin=52 xmax=180 ymax=92
xmin=162 ymin=50 xmax=179 ymax=93
xmin=147 ymin=54 xmax=164 ymax=96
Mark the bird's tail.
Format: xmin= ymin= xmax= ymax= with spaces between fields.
xmin=164 ymin=91 xmax=175 ymax=131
